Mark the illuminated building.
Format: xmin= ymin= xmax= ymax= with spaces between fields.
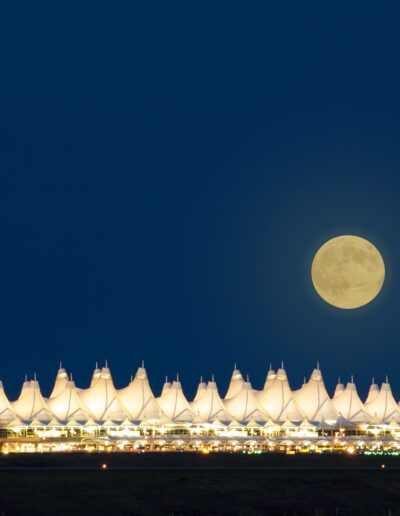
xmin=1 ymin=363 xmax=400 ymax=453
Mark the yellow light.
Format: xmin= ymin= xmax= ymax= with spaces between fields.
xmin=347 ymin=446 xmax=355 ymax=455
xmin=102 ymin=463 xmax=108 ymax=469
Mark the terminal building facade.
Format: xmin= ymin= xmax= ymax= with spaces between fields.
xmin=1 ymin=363 xmax=400 ymax=454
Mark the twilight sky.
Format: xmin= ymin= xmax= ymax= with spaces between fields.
xmin=1 ymin=3 xmax=400 ymax=400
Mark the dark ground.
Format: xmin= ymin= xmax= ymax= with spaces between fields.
xmin=0 ymin=453 xmax=399 ymax=515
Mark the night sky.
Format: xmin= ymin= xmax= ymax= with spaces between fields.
xmin=1 ymin=4 xmax=400 ymax=401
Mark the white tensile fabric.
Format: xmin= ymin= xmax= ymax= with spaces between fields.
xmin=224 ymin=380 xmax=269 ymax=422
xmin=332 ymin=379 xmax=370 ymax=423
xmin=161 ymin=377 xmax=172 ymax=397
xmin=365 ymin=379 xmax=379 ymax=404
xmin=79 ymin=366 xmax=128 ymax=421
xmin=333 ymin=380 xmax=345 ymax=399
xmin=157 ymin=378 xmax=195 ymax=421
xmin=257 ymin=367 xmax=304 ymax=422
xmin=263 ymin=367 xmax=277 ymax=390
xmin=191 ymin=379 xmax=233 ymax=422
xmin=0 ymin=381 xmax=16 ymax=421
xmin=12 ymin=378 xmax=52 ymax=422
xmin=295 ymin=368 xmax=339 ymax=423
xmin=47 ymin=380 xmax=90 ymax=422
xmin=117 ymin=366 xmax=160 ymax=420
xmin=90 ymin=364 xmax=102 ymax=387
xmin=3 ymin=364 xmax=400 ymax=426
xmin=225 ymin=367 xmax=245 ymax=400
xmin=50 ymin=365 xmax=69 ymax=399
xmin=193 ymin=378 xmax=207 ymax=402
xmin=365 ymin=380 xmax=400 ymax=422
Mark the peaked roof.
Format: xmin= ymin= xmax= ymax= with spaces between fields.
xmin=295 ymin=368 xmax=339 ymax=423
xmin=333 ymin=380 xmax=345 ymax=399
xmin=193 ymin=379 xmax=207 ymax=402
xmin=47 ymin=380 xmax=90 ymax=422
xmin=258 ymin=367 xmax=304 ymax=422
xmin=117 ymin=366 xmax=161 ymax=420
xmin=191 ymin=380 xmax=233 ymax=422
xmin=157 ymin=379 xmax=195 ymax=421
xmin=161 ymin=378 xmax=172 ymax=397
xmin=79 ymin=366 xmax=129 ymax=421
xmin=263 ymin=366 xmax=277 ymax=390
xmin=332 ymin=379 xmax=370 ymax=423
xmin=365 ymin=380 xmax=400 ymax=422
xmin=0 ymin=381 xmax=17 ymax=421
xmin=12 ymin=379 xmax=52 ymax=422
xmin=225 ymin=367 xmax=244 ymax=400
xmin=365 ymin=380 xmax=379 ymax=404
xmin=50 ymin=365 xmax=69 ymax=399
xmin=224 ymin=380 xmax=269 ymax=422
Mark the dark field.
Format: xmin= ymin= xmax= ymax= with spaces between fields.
xmin=0 ymin=453 xmax=400 ymax=515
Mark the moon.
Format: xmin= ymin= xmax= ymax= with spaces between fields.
xmin=311 ymin=235 xmax=385 ymax=309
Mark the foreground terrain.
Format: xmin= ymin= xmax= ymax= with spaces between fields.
xmin=0 ymin=453 xmax=399 ymax=515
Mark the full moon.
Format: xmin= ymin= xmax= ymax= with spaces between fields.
xmin=311 ymin=235 xmax=385 ymax=309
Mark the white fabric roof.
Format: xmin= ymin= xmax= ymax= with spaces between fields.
xmin=50 ymin=365 xmax=69 ymax=399
xmin=191 ymin=379 xmax=233 ymax=422
xmin=3 ymin=364 xmax=399 ymax=426
xmin=365 ymin=380 xmax=379 ymax=404
xmin=79 ymin=366 xmax=128 ymax=421
xmin=0 ymin=381 xmax=16 ymax=421
xmin=117 ymin=366 xmax=160 ymax=420
xmin=12 ymin=378 xmax=52 ymax=422
xmin=47 ymin=379 xmax=90 ymax=422
xmin=263 ymin=367 xmax=276 ymax=390
xmin=332 ymin=380 xmax=370 ymax=423
xmin=365 ymin=381 xmax=400 ymax=422
xmin=225 ymin=368 xmax=244 ymax=400
xmin=161 ymin=378 xmax=172 ymax=397
xmin=257 ymin=367 xmax=304 ymax=422
xmin=193 ymin=378 xmax=207 ymax=402
xmin=333 ymin=380 xmax=345 ymax=399
xmin=295 ymin=368 xmax=339 ymax=423
xmin=157 ymin=379 xmax=195 ymax=421
xmin=224 ymin=380 xmax=269 ymax=422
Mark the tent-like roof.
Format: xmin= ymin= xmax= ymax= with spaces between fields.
xmin=332 ymin=378 xmax=370 ymax=423
xmin=225 ymin=366 xmax=244 ymax=400
xmin=224 ymin=380 xmax=269 ymax=422
xmin=0 ymin=380 xmax=17 ymax=421
xmin=47 ymin=379 xmax=90 ymax=422
xmin=161 ymin=377 xmax=171 ymax=397
xmin=157 ymin=378 xmax=195 ymax=421
xmin=193 ymin=377 xmax=207 ymax=402
xmin=191 ymin=379 xmax=233 ymax=422
xmin=333 ymin=379 xmax=345 ymax=399
xmin=262 ymin=366 xmax=277 ymax=391
xmin=365 ymin=379 xmax=379 ymax=404
xmin=117 ymin=366 xmax=161 ymax=420
xmin=365 ymin=379 xmax=400 ymax=422
xmin=50 ymin=364 xmax=69 ymax=399
xmin=90 ymin=363 xmax=102 ymax=387
xmin=295 ymin=367 xmax=339 ymax=423
xmin=79 ymin=365 xmax=129 ymax=421
xmin=257 ymin=367 xmax=304 ymax=422
xmin=12 ymin=378 xmax=52 ymax=422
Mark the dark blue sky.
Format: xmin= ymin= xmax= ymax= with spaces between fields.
xmin=1 ymin=3 xmax=400 ymax=400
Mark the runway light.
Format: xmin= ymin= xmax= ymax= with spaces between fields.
xmin=381 ymin=464 xmax=386 ymax=469
xmin=102 ymin=463 xmax=108 ymax=469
